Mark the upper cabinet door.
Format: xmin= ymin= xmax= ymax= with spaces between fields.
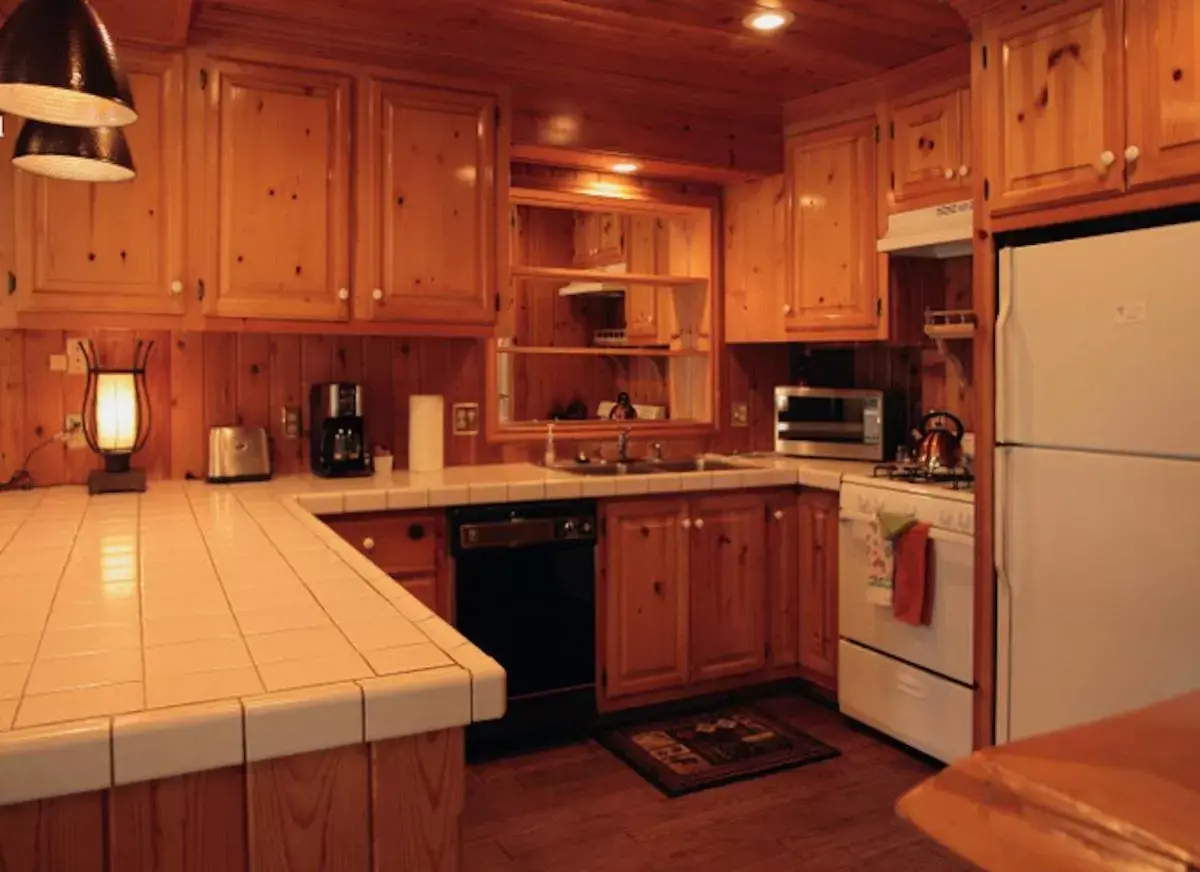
xmin=1126 ymin=0 xmax=1200 ymax=189
xmin=196 ymin=57 xmax=352 ymax=321
xmin=889 ymin=87 xmax=965 ymax=211
xmin=983 ymin=0 xmax=1126 ymax=214
xmin=786 ymin=117 xmax=879 ymax=333
xmin=363 ymin=81 xmax=496 ymax=324
xmin=15 ymin=49 xmax=184 ymax=315
xmin=724 ymin=174 xmax=787 ymax=343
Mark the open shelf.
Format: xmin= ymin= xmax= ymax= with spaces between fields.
xmin=497 ymin=345 xmax=708 ymax=358
xmin=511 ymin=265 xmax=709 ymax=288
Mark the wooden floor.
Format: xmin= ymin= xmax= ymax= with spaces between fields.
xmin=463 ymin=693 xmax=976 ymax=871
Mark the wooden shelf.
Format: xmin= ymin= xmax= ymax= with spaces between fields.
xmin=511 ymin=265 xmax=709 ymax=288
xmin=497 ymin=345 xmax=708 ymax=358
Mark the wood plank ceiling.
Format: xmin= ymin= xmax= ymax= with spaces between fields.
xmin=0 ymin=0 xmax=969 ymax=173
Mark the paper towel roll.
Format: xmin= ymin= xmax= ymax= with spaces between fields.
xmin=409 ymin=395 xmax=444 ymax=472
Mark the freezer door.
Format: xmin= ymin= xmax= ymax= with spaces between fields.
xmin=1000 ymin=222 xmax=1200 ymax=457
xmin=997 ymin=446 xmax=1200 ymax=743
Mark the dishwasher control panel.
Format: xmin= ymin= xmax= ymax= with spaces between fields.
xmin=451 ymin=501 xmax=598 ymax=552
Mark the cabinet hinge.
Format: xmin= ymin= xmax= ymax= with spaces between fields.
xmin=199 ymin=68 xmax=209 ymax=90
xmin=6 ymin=270 xmax=14 ymax=296
xmin=494 ymin=291 xmax=501 ymax=313
xmin=197 ymin=279 xmax=206 ymax=302
xmin=876 ymin=298 xmax=883 ymax=318
xmin=983 ymin=178 xmax=991 ymax=201
xmin=888 ymin=121 xmax=895 ymax=140
xmin=889 ymin=171 xmax=895 ymax=191
xmin=494 ymin=105 xmax=501 ymax=127
xmin=874 ymin=124 xmax=880 ymax=144
xmin=981 ymin=45 xmax=989 ymax=71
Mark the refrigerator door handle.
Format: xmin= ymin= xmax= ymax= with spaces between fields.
xmin=993 ymin=446 xmax=1007 ymax=578
xmin=996 ymin=248 xmax=1015 ymax=442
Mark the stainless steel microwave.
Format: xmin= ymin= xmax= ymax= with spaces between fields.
xmin=774 ymin=387 xmax=903 ymax=462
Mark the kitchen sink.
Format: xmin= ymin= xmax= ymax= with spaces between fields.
xmin=553 ymin=457 xmax=750 ymax=476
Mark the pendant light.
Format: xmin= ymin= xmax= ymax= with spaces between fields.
xmin=13 ymin=119 xmax=135 ymax=182
xmin=0 ymin=0 xmax=136 ymax=127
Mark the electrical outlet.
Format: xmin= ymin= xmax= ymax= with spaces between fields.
xmin=64 ymin=414 xmax=86 ymax=449
xmin=452 ymin=403 xmax=480 ymax=436
xmin=731 ymin=402 xmax=749 ymax=427
xmin=281 ymin=406 xmax=302 ymax=439
xmin=66 ymin=338 xmax=88 ymax=375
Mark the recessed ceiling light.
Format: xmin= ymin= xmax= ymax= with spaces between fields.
xmin=744 ymin=6 xmax=794 ymax=31
xmin=611 ymin=161 xmax=640 ymax=174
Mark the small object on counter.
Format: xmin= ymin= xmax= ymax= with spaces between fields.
xmin=608 ymin=392 xmax=638 ymax=421
xmin=409 ymin=394 xmax=444 ymax=473
xmin=575 ymin=451 xmax=590 ymax=464
xmin=543 ymin=421 xmax=556 ymax=467
xmin=310 ymin=383 xmax=371 ymax=478
xmin=83 ymin=337 xmax=154 ymax=494
xmin=208 ymin=426 xmax=272 ymax=484
xmin=564 ymin=398 xmax=589 ymax=420
xmin=373 ymin=446 xmax=393 ymax=479
xmin=913 ymin=410 xmax=964 ymax=473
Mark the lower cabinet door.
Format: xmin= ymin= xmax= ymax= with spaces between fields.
xmin=798 ymin=490 xmax=839 ymax=690
xmin=688 ymin=494 xmax=768 ymax=683
xmin=766 ymin=495 xmax=800 ymax=669
xmin=603 ymin=499 xmax=690 ymax=699
xmin=397 ymin=575 xmax=441 ymax=617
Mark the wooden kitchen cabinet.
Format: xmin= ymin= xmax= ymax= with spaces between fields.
xmin=1125 ymin=0 xmax=1200 ymax=190
xmin=766 ymin=493 xmax=800 ymax=670
xmin=887 ymin=86 xmax=972 ymax=211
xmin=623 ymin=214 xmax=668 ymax=345
xmin=192 ymin=55 xmax=352 ymax=321
xmin=797 ymin=490 xmax=839 ymax=692
xmin=572 ymin=211 xmax=626 ymax=268
xmin=724 ymin=173 xmax=787 ymax=343
xmin=323 ymin=511 xmax=450 ymax=619
xmin=688 ymin=493 xmax=767 ymax=683
xmin=785 ymin=117 xmax=880 ymax=335
xmin=359 ymin=79 xmax=497 ymax=325
xmin=981 ymin=0 xmax=1126 ymax=214
xmin=602 ymin=498 xmax=690 ymax=699
xmin=15 ymin=49 xmax=185 ymax=316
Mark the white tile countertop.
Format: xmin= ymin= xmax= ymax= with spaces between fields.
xmin=0 ymin=454 xmax=868 ymax=806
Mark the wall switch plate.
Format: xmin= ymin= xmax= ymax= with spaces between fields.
xmin=731 ymin=402 xmax=749 ymax=427
xmin=66 ymin=338 xmax=88 ymax=375
xmin=452 ymin=403 xmax=480 ymax=436
xmin=281 ymin=406 xmax=302 ymax=439
xmin=64 ymin=414 xmax=86 ymax=449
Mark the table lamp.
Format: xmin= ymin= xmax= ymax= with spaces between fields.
xmin=81 ymin=338 xmax=153 ymax=494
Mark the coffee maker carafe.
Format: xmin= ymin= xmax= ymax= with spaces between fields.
xmin=310 ymin=383 xmax=371 ymax=478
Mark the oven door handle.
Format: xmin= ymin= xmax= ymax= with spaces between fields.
xmin=838 ymin=511 xmax=973 ymax=547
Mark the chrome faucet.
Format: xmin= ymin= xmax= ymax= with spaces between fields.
xmin=617 ymin=428 xmax=632 ymax=463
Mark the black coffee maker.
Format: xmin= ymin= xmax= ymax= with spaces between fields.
xmin=309 ymin=383 xmax=371 ymax=478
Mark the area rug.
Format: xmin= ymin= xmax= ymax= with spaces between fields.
xmin=598 ymin=704 xmax=840 ymax=797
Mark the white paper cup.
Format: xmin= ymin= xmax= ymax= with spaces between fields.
xmin=373 ymin=454 xmax=394 ymax=479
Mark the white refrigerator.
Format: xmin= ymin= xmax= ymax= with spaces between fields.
xmin=995 ymin=220 xmax=1200 ymax=744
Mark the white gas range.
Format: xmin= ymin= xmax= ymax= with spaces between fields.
xmin=835 ymin=471 xmax=975 ymax=763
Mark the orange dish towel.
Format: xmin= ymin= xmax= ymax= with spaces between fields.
xmin=892 ymin=522 xmax=933 ymax=627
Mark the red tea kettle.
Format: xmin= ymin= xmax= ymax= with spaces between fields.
xmin=913 ymin=411 xmax=964 ymax=473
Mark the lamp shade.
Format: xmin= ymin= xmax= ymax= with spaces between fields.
xmin=13 ymin=119 xmax=135 ymax=182
xmin=0 ymin=0 xmax=136 ymax=127
xmin=94 ymin=371 xmax=138 ymax=451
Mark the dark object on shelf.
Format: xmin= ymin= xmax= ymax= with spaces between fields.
xmin=598 ymin=703 xmax=840 ymax=797
xmin=310 ymin=383 xmax=371 ymax=478
xmin=0 ymin=0 xmax=137 ymax=128
xmin=80 ymin=338 xmax=153 ymax=495
xmin=912 ymin=410 xmax=965 ymax=474
xmin=609 ymin=392 xmax=638 ymax=420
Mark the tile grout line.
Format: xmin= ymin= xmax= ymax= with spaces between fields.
xmin=11 ymin=494 xmax=90 ymax=728
xmin=182 ymin=486 xmax=268 ymax=697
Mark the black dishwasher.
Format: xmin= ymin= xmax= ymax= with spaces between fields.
xmin=451 ymin=500 xmax=598 ymax=759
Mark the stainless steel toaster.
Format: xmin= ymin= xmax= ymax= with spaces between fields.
xmin=208 ymin=426 xmax=272 ymax=483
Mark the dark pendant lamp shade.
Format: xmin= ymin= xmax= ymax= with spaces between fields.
xmin=0 ymin=0 xmax=136 ymax=128
xmin=14 ymin=119 xmax=134 ymax=182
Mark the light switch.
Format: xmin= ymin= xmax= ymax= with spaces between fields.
xmin=731 ymin=402 xmax=749 ymax=427
xmin=452 ymin=403 xmax=479 ymax=436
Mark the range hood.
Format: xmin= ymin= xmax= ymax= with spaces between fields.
xmin=558 ymin=262 xmax=629 ymax=296
xmin=877 ymin=200 xmax=973 ymax=259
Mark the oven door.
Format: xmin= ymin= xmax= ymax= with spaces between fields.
xmin=837 ymin=510 xmax=974 ymax=684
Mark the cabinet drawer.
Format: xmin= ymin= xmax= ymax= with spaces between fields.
xmin=838 ymin=640 xmax=973 ymax=763
xmin=325 ymin=513 xmax=439 ymax=574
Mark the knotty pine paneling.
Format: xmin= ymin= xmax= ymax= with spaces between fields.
xmin=0 ymin=330 xmax=498 ymax=487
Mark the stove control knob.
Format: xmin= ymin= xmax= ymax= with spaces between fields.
xmin=939 ymin=512 xmax=953 ymax=528
xmin=858 ymin=496 xmax=870 ymax=513
xmin=581 ymin=520 xmax=594 ymax=535
xmin=561 ymin=520 xmax=576 ymax=536
xmin=959 ymin=513 xmax=972 ymax=532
